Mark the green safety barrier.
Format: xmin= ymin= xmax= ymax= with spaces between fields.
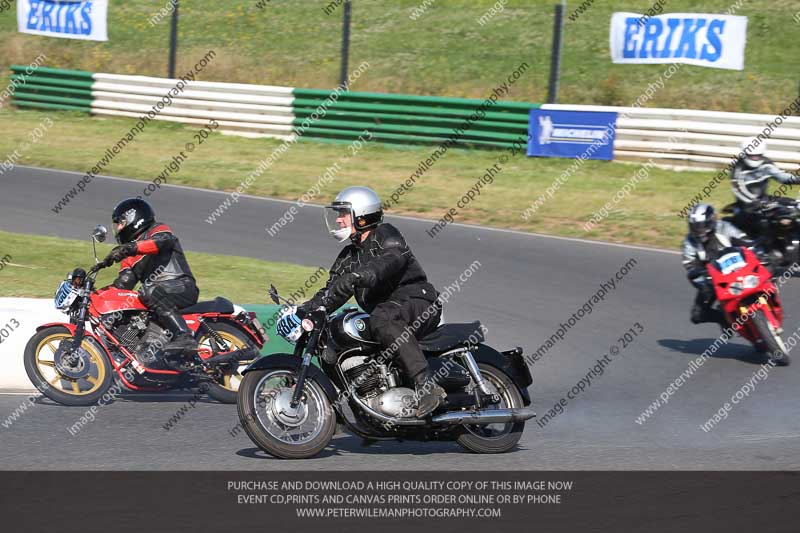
xmin=293 ymin=87 xmax=536 ymax=148
xmin=9 ymin=65 xmax=94 ymax=113
xmin=8 ymin=65 xmax=538 ymax=150
xmin=243 ymin=304 xmax=295 ymax=355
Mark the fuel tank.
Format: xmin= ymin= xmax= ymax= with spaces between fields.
xmin=90 ymin=287 xmax=148 ymax=315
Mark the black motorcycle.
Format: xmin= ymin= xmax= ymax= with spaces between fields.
xmin=724 ymin=200 xmax=800 ymax=269
xmin=235 ymin=286 xmax=535 ymax=459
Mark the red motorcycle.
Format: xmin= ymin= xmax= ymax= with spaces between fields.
xmin=707 ymin=245 xmax=790 ymax=365
xmin=24 ymin=226 xmax=267 ymax=406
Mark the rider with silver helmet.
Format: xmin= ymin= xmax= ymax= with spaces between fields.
xmin=730 ymin=138 xmax=800 ymax=236
xmin=682 ymin=203 xmax=750 ymax=326
xmin=291 ymin=186 xmax=445 ymax=417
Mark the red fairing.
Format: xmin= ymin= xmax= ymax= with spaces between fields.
xmin=90 ymin=286 xmax=148 ymax=315
xmin=706 ymin=246 xmax=783 ymax=343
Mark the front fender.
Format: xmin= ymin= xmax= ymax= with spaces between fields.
xmin=472 ymin=344 xmax=533 ymax=406
xmin=35 ymin=322 xmax=114 ymax=361
xmin=37 ymin=322 xmax=77 ymax=333
xmin=241 ymin=354 xmax=338 ymax=403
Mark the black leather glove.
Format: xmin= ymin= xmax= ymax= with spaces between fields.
xmin=106 ymin=243 xmax=137 ymax=264
xmin=330 ymin=272 xmax=362 ymax=301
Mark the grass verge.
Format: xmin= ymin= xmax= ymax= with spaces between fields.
xmin=0 ymin=0 xmax=797 ymax=113
xmin=4 ymin=107 xmax=793 ymax=250
xmin=0 ymin=229 xmax=326 ymax=301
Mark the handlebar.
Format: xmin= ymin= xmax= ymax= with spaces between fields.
xmin=89 ymin=257 xmax=113 ymax=275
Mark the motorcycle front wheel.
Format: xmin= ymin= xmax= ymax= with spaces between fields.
xmin=237 ymin=368 xmax=336 ymax=459
xmin=24 ymin=326 xmax=113 ymax=406
xmin=751 ymin=309 xmax=791 ymax=366
xmin=457 ymin=363 xmax=525 ymax=454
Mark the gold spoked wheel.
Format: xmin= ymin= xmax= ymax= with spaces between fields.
xmin=24 ymin=326 xmax=114 ymax=406
xmin=197 ymin=322 xmax=258 ymax=403
xmin=35 ymin=333 xmax=107 ymax=396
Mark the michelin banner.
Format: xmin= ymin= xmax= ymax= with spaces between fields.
xmin=527 ymin=110 xmax=617 ymax=161
xmin=17 ymin=0 xmax=108 ymax=41
xmin=610 ymin=12 xmax=747 ymax=70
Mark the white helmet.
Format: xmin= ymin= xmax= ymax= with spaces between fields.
xmin=740 ymin=138 xmax=767 ymax=169
xmin=688 ymin=203 xmax=717 ymax=243
xmin=324 ymin=186 xmax=383 ymax=242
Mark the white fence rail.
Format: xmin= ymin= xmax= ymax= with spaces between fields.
xmin=542 ymin=104 xmax=800 ymax=171
xmin=89 ymin=74 xmax=297 ymax=140
xmin=85 ymin=74 xmax=800 ymax=172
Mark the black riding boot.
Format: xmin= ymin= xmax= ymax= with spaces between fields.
xmin=159 ymin=309 xmax=198 ymax=367
xmin=413 ymin=370 xmax=445 ymax=418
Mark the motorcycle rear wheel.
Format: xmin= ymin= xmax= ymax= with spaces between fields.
xmin=197 ymin=322 xmax=258 ymax=404
xmin=24 ymin=326 xmax=113 ymax=406
xmin=237 ymin=368 xmax=336 ymax=459
xmin=457 ymin=363 xmax=525 ymax=454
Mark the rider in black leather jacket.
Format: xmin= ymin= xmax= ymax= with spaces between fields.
xmin=300 ymin=186 xmax=445 ymax=417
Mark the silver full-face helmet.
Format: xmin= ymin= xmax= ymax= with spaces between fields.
xmin=740 ymin=138 xmax=767 ymax=169
xmin=324 ymin=186 xmax=384 ymax=242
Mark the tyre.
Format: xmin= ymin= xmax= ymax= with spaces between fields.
xmin=457 ymin=363 xmax=526 ymax=454
xmin=24 ymin=326 xmax=113 ymax=406
xmin=197 ymin=322 xmax=258 ymax=403
xmin=752 ymin=309 xmax=791 ymax=366
xmin=236 ymin=368 xmax=336 ymax=459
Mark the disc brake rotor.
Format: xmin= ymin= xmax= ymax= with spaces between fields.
xmin=53 ymin=342 xmax=92 ymax=380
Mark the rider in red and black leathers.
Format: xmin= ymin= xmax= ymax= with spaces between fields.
xmin=105 ymin=198 xmax=199 ymax=361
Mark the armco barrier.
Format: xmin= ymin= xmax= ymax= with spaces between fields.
xmin=10 ymin=66 xmax=534 ymax=148
xmin=9 ymin=65 xmax=93 ymax=112
xmin=10 ymin=65 xmax=800 ymax=169
xmin=0 ymin=299 xmax=292 ymax=390
xmin=541 ymin=104 xmax=800 ymax=172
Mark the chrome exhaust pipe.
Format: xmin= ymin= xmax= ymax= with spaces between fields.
xmin=430 ymin=407 xmax=536 ymax=425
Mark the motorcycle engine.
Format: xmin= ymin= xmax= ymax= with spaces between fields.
xmin=341 ymin=356 xmax=417 ymax=418
xmin=106 ymin=313 xmax=171 ymax=367
xmin=109 ymin=313 xmax=148 ymax=350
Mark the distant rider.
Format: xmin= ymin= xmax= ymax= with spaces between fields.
xmin=682 ymin=204 xmax=751 ymax=327
xmin=730 ymin=138 xmax=800 ymax=237
xmin=280 ymin=186 xmax=445 ymax=417
xmin=103 ymin=198 xmax=199 ymax=368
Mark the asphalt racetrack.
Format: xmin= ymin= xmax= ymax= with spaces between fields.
xmin=1 ymin=165 xmax=798 ymax=470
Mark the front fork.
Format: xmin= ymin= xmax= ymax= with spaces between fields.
xmin=290 ymin=329 xmax=320 ymax=408
xmin=65 ymin=281 xmax=95 ymax=364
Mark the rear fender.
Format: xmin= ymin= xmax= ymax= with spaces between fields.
xmin=471 ymin=344 xmax=532 ymax=406
xmin=191 ymin=315 xmax=266 ymax=348
xmin=241 ymin=354 xmax=338 ymax=403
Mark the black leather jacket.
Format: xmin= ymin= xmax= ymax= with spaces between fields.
xmin=303 ymin=223 xmax=438 ymax=313
xmin=112 ymin=222 xmax=195 ymax=290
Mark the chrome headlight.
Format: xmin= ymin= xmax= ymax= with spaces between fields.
xmin=728 ymin=282 xmax=743 ymax=295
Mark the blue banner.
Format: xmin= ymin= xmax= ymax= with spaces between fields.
xmin=527 ymin=109 xmax=617 ymax=161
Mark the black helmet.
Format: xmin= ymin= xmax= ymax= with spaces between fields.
xmin=688 ymin=203 xmax=716 ymax=243
xmin=112 ymin=198 xmax=155 ymax=244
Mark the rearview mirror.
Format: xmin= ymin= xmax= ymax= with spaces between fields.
xmin=268 ymin=284 xmax=280 ymax=305
xmin=92 ymin=225 xmax=108 ymax=243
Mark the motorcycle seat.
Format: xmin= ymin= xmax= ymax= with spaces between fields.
xmin=180 ymin=297 xmax=235 ymax=315
xmin=419 ymin=321 xmax=484 ymax=352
